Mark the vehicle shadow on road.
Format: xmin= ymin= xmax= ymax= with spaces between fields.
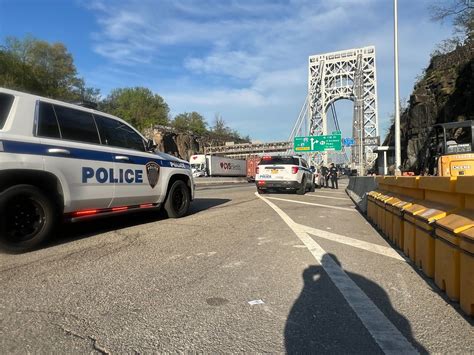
xmin=284 ymin=253 xmax=427 ymax=354
xmin=187 ymin=197 xmax=231 ymax=214
xmin=43 ymin=198 xmax=231 ymax=250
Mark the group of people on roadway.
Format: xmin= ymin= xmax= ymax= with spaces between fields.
xmin=317 ymin=163 xmax=339 ymax=189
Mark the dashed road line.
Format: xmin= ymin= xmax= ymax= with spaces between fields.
xmin=265 ymin=196 xmax=356 ymax=212
xmin=256 ymin=192 xmax=417 ymax=354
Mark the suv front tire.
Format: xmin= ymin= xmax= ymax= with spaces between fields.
xmin=164 ymin=180 xmax=191 ymax=218
xmin=0 ymin=185 xmax=57 ymax=252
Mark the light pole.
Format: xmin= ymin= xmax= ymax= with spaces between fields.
xmin=394 ymin=0 xmax=401 ymax=175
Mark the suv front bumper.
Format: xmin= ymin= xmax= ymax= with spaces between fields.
xmin=256 ymin=180 xmax=300 ymax=190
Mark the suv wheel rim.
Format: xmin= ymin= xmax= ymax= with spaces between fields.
xmin=6 ymin=196 xmax=45 ymax=242
xmin=172 ymin=187 xmax=186 ymax=213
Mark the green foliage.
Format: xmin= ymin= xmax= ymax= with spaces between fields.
xmin=209 ymin=114 xmax=249 ymax=143
xmin=171 ymin=111 xmax=208 ymax=134
xmin=76 ymin=85 xmax=101 ymax=103
xmin=101 ymin=87 xmax=169 ymax=131
xmin=170 ymin=112 xmax=250 ymax=142
xmin=211 ymin=114 xmax=229 ymax=136
xmin=0 ymin=35 xmax=99 ymax=101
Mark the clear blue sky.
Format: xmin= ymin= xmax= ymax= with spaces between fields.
xmin=0 ymin=0 xmax=453 ymax=142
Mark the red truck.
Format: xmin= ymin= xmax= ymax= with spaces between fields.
xmin=246 ymin=155 xmax=261 ymax=182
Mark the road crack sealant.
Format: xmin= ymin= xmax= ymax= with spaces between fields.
xmin=54 ymin=322 xmax=110 ymax=354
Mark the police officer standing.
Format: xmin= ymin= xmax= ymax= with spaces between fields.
xmin=320 ymin=164 xmax=329 ymax=188
xmin=329 ymin=163 xmax=338 ymax=189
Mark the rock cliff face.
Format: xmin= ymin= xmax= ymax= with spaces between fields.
xmin=142 ymin=126 xmax=204 ymax=160
xmin=143 ymin=126 xmax=247 ymax=161
xmin=383 ymin=40 xmax=474 ymax=173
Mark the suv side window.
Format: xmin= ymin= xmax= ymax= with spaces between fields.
xmin=301 ymin=159 xmax=308 ymax=168
xmin=37 ymin=102 xmax=61 ymax=138
xmin=95 ymin=115 xmax=145 ymax=152
xmin=54 ymin=105 xmax=101 ymax=144
xmin=0 ymin=93 xmax=15 ymax=129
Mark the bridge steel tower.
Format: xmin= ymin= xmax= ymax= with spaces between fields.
xmin=307 ymin=46 xmax=378 ymax=173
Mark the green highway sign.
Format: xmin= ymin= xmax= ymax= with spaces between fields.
xmin=294 ymin=134 xmax=342 ymax=152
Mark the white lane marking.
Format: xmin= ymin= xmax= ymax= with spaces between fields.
xmin=265 ymin=196 xmax=356 ymax=212
xmin=248 ymin=299 xmax=265 ymax=305
xmin=256 ymin=192 xmax=417 ymax=354
xmin=300 ymin=224 xmax=405 ymax=261
xmin=306 ymin=194 xmax=349 ymax=200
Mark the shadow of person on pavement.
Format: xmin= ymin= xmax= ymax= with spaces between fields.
xmin=284 ymin=253 xmax=427 ymax=354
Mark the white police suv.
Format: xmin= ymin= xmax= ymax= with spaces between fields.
xmin=0 ymin=88 xmax=194 ymax=251
xmin=255 ymin=155 xmax=315 ymax=194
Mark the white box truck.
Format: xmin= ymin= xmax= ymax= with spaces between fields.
xmin=189 ymin=155 xmax=246 ymax=177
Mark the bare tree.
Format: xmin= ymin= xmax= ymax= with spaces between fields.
xmin=430 ymin=0 xmax=471 ymax=20
xmin=430 ymin=0 xmax=474 ymax=40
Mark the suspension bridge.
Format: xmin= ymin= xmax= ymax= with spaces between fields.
xmin=207 ymin=46 xmax=380 ymax=175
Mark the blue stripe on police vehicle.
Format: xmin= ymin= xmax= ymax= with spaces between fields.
xmin=0 ymin=139 xmax=191 ymax=169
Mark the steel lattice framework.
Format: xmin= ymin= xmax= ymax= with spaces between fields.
xmin=307 ymin=46 xmax=378 ymax=170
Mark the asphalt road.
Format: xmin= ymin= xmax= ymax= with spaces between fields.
xmin=1 ymin=180 xmax=473 ymax=353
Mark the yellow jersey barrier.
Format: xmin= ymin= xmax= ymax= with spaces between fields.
xmin=414 ymin=177 xmax=462 ymax=278
xmin=459 ymin=228 xmax=474 ymax=317
xmin=373 ymin=176 xmax=396 ymax=234
xmin=433 ymin=176 xmax=474 ymax=315
xmin=366 ymin=175 xmax=474 ymax=317
xmin=391 ymin=177 xmax=423 ymax=250
xmin=367 ymin=191 xmax=381 ymax=223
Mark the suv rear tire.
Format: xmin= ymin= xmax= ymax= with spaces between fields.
xmin=0 ymin=185 xmax=57 ymax=252
xmin=164 ymin=180 xmax=190 ymax=218
xmin=296 ymin=177 xmax=306 ymax=195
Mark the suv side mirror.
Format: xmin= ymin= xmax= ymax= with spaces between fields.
xmin=310 ymin=166 xmax=315 ymax=173
xmin=146 ymin=139 xmax=157 ymax=152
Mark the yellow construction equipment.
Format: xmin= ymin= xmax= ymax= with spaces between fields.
xmin=427 ymin=120 xmax=474 ymax=177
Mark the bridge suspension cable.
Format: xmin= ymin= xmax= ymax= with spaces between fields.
xmin=286 ymin=96 xmax=309 ymax=155
xmin=288 ymin=96 xmax=309 ymax=142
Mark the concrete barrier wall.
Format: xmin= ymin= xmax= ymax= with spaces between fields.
xmin=194 ymin=177 xmax=249 ymax=186
xmin=346 ymin=176 xmax=378 ymax=213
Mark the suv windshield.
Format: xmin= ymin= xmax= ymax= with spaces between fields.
xmin=258 ymin=157 xmax=299 ymax=165
xmin=191 ymin=163 xmax=205 ymax=170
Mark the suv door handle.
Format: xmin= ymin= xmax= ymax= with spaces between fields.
xmin=114 ymin=155 xmax=130 ymax=161
xmin=47 ymin=148 xmax=70 ymax=155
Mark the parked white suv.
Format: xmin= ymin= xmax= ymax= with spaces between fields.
xmin=0 ymin=88 xmax=194 ymax=251
xmin=255 ymin=155 xmax=315 ymax=194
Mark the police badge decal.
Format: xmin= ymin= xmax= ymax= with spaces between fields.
xmin=146 ymin=162 xmax=160 ymax=188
